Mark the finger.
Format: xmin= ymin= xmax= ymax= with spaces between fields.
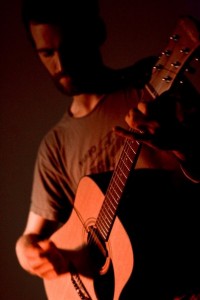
xmin=113 ymin=126 xmax=149 ymax=140
xmin=25 ymin=245 xmax=44 ymax=259
xmin=31 ymin=263 xmax=58 ymax=279
xmin=125 ymin=108 xmax=143 ymax=127
xmin=138 ymin=102 xmax=148 ymax=115
xmin=28 ymin=254 xmax=58 ymax=277
xmin=38 ymin=240 xmax=54 ymax=252
xmin=28 ymin=254 xmax=49 ymax=269
xmin=39 ymin=269 xmax=58 ymax=280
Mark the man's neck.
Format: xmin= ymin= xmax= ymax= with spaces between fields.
xmin=69 ymin=93 xmax=105 ymax=118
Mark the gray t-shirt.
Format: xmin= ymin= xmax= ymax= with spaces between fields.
xmin=30 ymin=88 xmax=139 ymax=222
xmin=30 ymin=84 xmax=199 ymax=222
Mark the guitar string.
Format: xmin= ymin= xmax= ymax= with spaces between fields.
xmin=88 ymin=131 xmax=140 ymax=249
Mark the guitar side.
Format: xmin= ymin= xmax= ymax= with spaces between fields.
xmin=44 ymin=175 xmax=134 ymax=300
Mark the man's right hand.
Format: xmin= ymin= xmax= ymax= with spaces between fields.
xmin=16 ymin=234 xmax=69 ymax=279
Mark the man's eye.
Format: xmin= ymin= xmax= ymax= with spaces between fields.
xmin=41 ymin=50 xmax=54 ymax=57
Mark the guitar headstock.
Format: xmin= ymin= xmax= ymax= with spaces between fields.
xmin=146 ymin=15 xmax=200 ymax=99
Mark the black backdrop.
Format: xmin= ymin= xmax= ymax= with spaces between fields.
xmin=1 ymin=0 xmax=199 ymax=299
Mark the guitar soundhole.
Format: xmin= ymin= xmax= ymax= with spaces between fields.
xmin=87 ymin=226 xmax=108 ymax=272
xmin=87 ymin=226 xmax=115 ymax=300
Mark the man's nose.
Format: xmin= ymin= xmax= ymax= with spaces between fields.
xmin=53 ymin=52 xmax=64 ymax=73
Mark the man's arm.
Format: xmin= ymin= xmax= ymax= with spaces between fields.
xmin=15 ymin=211 xmax=67 ymax=279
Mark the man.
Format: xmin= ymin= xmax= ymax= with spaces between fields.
xmin=16 ymin=0 xmax=200 ymax=298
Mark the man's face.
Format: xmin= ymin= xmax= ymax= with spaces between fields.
xmin=30 ymin=23 xmax=96 ymax=96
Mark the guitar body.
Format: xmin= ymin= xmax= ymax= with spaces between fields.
xmin=44 ymin=175 xmax=134 ymax=300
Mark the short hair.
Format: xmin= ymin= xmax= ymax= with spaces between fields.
xmin=21 ymin=0 xmax=107 ymax=46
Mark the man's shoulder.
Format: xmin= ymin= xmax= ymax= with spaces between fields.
xmin=39 ymin=111 xmax=71 ymax=149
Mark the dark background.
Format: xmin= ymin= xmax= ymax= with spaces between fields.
xmin=1 ymin=0 xmax=200 ymax=299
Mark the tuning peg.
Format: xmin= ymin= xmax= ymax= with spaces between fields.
xmin=161 ymin=50 xmax=172 ymax=56
xmin=162 ymin=76 xmax=172 ymax=82
xmin=170 ymin=34 xmax=180 ymax=41
xmin=171 ymin=61 xmax=181 ymax=68
xmin=180 ymin=47 xmax=190 ymax=54
xmin=184 ymin=65 xmax=196 ymax=74
xmin=153 ymin=64 xmax=163 ymax=70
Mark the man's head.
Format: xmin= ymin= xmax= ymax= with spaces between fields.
xmin=21 ymin=0 xmax=106 ymax=48
xmin=21 ymin=0 xmax=107 ymax=95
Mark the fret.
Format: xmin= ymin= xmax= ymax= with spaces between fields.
xmin=96 ymin=137 xmax=141 ymax=239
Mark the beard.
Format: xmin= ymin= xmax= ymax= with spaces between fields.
xmin=52 ymin=67 xmax=109 ymax=96
xmin=52 ymin=73 xmax=82 ymax=96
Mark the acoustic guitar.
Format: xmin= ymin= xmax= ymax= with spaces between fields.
xmin=44 ymin=16 xmax=200 ymax=299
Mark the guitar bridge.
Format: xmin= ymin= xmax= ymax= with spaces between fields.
xmin=70 ymin=264 xmax=92 ymax=300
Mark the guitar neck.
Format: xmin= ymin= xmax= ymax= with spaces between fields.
xmin=96 ymin=134 xmax=141 ymax=241
xmin=95 ymin=15 xmax=200 ymax=243
xmin=146 ymin=15 xmax=200 ymax=99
